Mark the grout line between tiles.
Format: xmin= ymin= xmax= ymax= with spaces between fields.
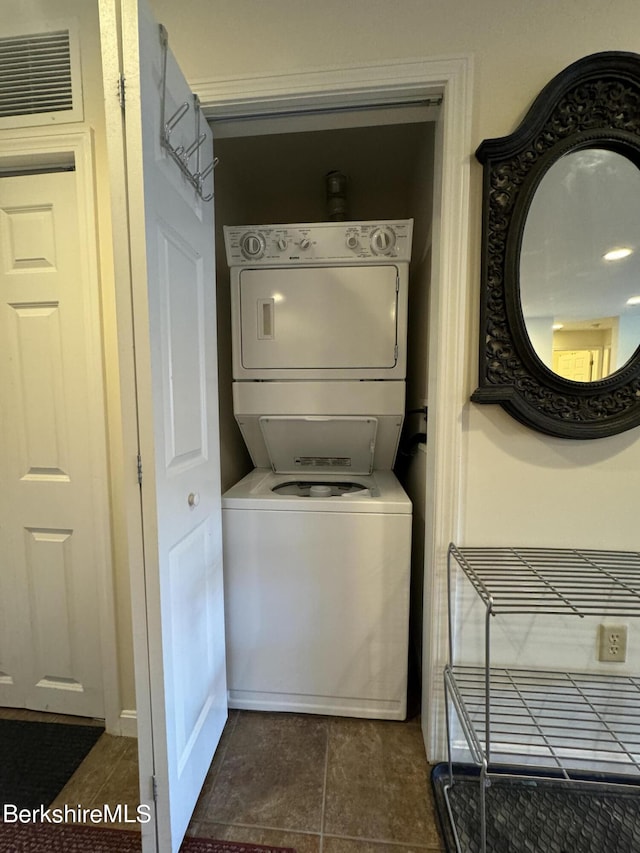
xmin=202 ymin=820 xmax=321 ymax=837
xmin=200 ymin=821 xmax=441 ymax=851
xmin=89 ymin=744 xmax=130 ymax=807
xmin=318 ymin=718 xmax=331 ymax=853
xmin=212 ymin=821 xmax=435 ymax=850
xmin=322 ymin=833 xmax=432 ymax=849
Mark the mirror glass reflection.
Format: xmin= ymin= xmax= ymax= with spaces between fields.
xmin=520 ymin=148 xmax=640 ymax=381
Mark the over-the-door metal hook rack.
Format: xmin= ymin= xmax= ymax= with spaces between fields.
xmin=159 ymin=24 xmax=217 ymax=202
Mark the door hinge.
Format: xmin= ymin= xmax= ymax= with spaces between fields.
xmin=137 ymin=453 xmax=143 ymax=485
xmin=152 ymin=775 xmax=158 ymax=802
xmin=118 ymin=74 xmax=126 ymax=110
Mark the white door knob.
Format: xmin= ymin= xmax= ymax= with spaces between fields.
xmin=188 ymin=492 xmax=200 ymax=507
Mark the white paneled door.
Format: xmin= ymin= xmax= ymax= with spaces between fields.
xmin=100 ymin=1 xmax=227 ymax=851
xmin=0 ymin=171 xmax=104 ymax=718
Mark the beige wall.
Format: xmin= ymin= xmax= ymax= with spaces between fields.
xmin=150 ymin=0 xmax=640 ymax=147
xmin=152 ymin=0 xmax=640 ymax=553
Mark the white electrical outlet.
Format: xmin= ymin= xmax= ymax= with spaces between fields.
xmin=598 ymin=624 xmax=628 ymax=662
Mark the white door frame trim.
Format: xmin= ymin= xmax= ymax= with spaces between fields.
xmin=195 ymin=54 xmax=473 ymax=759
xmin=194 ymin=55 xmax=465 ymax=119
xmin=0 ymin=129 xmax=120 ymax=733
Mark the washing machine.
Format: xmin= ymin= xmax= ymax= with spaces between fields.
xmin=223 ymin=468 xmax=411 ymax=719
xmin=222 ymin=219 xmax=413 ymax=720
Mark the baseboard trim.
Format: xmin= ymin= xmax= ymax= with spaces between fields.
xmin=118 ymin=709 xmax=137 ymax=737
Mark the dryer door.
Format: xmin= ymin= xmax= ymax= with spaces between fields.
xmin=237 ymin=265 xmax=399 ymax=376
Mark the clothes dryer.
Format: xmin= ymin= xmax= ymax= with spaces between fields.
xmin=222 ymin=221 xmax=413 ymax=719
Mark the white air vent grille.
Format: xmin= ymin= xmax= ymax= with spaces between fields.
xmin=0 ymin=31 xmax=72 ymax=116
xmin=0 ymin=24 xmax=82 ymax=128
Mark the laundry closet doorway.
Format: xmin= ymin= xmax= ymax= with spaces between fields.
xmin=211 ymin=113 xmax=437 ymax=491
xmin=199 ymin=56 xmax=473 ymax=759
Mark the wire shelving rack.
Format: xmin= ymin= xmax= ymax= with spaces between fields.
xmin=444 ymin=544 xmax=640 ymax=853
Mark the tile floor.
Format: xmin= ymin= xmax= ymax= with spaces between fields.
xmin=189 ymin=710 xmax=445 ymax=853
xmin=3 ymin=707 xmax=446 ymax=852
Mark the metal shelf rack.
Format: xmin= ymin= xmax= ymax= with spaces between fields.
xmin=444 ymin=544 xmax=640 ymax=853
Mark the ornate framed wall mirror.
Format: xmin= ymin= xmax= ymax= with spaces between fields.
xmin=472 ymin=52 xmax=640 ymax=439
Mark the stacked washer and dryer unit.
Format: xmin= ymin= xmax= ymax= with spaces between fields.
xmin=222 ymin=220 xmax=413 ymax=720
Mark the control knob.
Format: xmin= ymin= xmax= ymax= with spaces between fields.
xmin=276 ymin=238 xmax=288 ymax=251
xmin=299 ymin=237 xmax=311 ymax=250
xmin=240 ymin=232 xmax=266 ymax=259
xmin=370 ymin=225 xmax=397 ymax=255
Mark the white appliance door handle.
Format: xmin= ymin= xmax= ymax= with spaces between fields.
xmin=257 ymin=298 xmax=274 ymax=339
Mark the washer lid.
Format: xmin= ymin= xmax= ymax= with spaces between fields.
xmin=259 ymin=415 xmax=377 ymax=475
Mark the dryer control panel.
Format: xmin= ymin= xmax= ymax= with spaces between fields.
xmin=224 ymin=219 xmax=413 ymax=265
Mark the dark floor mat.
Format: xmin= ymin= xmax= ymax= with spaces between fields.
xmin=0 ymin=719 xmax=104 ymax=810
xmin=0 ymin=823 xmax=297 ymax=853
xmin=432 ymin=763 xmax=640 ymax=853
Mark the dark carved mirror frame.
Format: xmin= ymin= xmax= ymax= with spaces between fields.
xmin=472 ymin=51 xmax=640 ymax=439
